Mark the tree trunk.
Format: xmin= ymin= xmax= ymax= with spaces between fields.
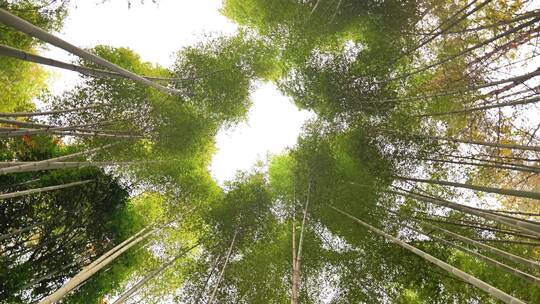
xmin=207 ymin=229 xmax=238 ymax=304
xmin=330 ymin=205 xmax=527 ymax=304
xmin=293 ymin=182 xmax=311 ymax=304
xmin=416 ymin=157 xmax=540 ymax=174
xmin=112 ymin=242 xmax=200 ymax=304
xmin=0 ymin=217 xmax=54 ymax=241
xmin=194 ymin=254 xmax=222 ymax=304
xmin=0 ymin=44 xmax=183 ymax=83
xmin=386 ymin=16 xmax=540 ymax=82
xmin=472 ymin=238 xmax=540 ymax=246
xmin=365 ymin=67 xmax=540 ymax=104
xmin=0 ymin=9 xmax=180 ymax=95
xmin=419 ymin=217 xmax=539 ymax=240
xmin=39 ymin=226 xmax=155 ymax=304
xmin=0 ymin=180 xmax=92 ymax=200
xmin=408 ymin=224 xmax=540 ymax=285
xmin=0 ymin=161 xmax=154 ymax=172
xmin=389 ymin=189 xmax=540 ymax=237
xmin=291 ymin=212 xmax=297 ymax=304
xmin=422 ymin=221 xmax=540 ymax=270
xmin=419 ymin=95 xmax=540 ymax=117
xmin=396 ymin=176 xmax=540 ymax=200
xmin=0 ymin=104 xmax=100 ymax=117
xmin=0 ymin=142 xmax=118 ymax=175
xmin=397 ymin=0 xmax=486 ymax=62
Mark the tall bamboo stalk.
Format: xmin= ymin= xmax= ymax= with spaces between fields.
xmin=0 ymin=44 xmax=183 ymax=82
xmin=0 ymin=104 xmax=100 ymax=117
xmin=407 ymin=224 xmax=540 ymax=285
xmin=330 ymin=206 xmax=527 ymax=304
xmin=0 ymin=9 xmax=180 ymax=95
xmin=207 ymin=230 xmax=238 ymax=304
xmin=418 ymin=95 xmax=540 ymax=117
xmin=39 ymin=226 xmax=156 ymax=304
xmin=112 ymin=242 xmax=200 ymax=304
xmin=386 ymin=16 xmax=540 ymax=82
xmin=396 ymin=176 xmax=540 ymax=200
xmin=293 ymin=182 xmax=311 ymax=304
xmin=0 ymin=143 xmax=119 ymax=175
xmin=388 ymin=189 xmax=540 ymax=237
xmin=0 ymin=179 xmax=93 ymax=200
xmin=422 ymin=221 xmax=540 ymax=270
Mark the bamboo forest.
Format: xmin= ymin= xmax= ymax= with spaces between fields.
xmin=1 ymin=0 xmax=540 ymax=303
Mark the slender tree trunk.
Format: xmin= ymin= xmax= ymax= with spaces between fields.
xmin=398 ymin=0 xmax=486 ymax=61
xmin=402 ymin=10 xmax=540 ymax=35
xmin=0 ymin=126 xmax=142 ymax=138
xmin=396 ymin=176 xmax=540 ymax=200
xmin=0 ymin=44 xmax=183 ymax=83
xmin=0 ymin=180 xmax=92 ymax=200
xmin=485 ymin=209 xmax=540 ymax=217
xmin=330 ymin=205 xmax=527 ymax=304
xmin=207 ymin=229 xmax=238 ymax=304
xmin=408 ymin=224 xmax=540 ymax=285
xmin=365 ymin=67 xmax=540 ymax=105
xmin=0 ymin=217 xmax=54 ymax=241
xmin=0 ymin=9 xmax=181 ymax=95
xmin=0 ymin=142 xmax=119 ymax=175
xmin=112 ymin=242 xmax=200 ymax=304
xmin=291 ymin=211 xmax=297 ymax=304
xmin=387 ymin=16 xmax=540 ymax=82
xmin=422 ymin=221 xmax=540 ymax=270
xmin=419 ymin=95 xmax=540 ymax=117
xmin=39 ymin=226 xmax=155 ymax=304
xmin=0 ymin=104 xmax=101 ymax=117
xmin=472 ymin=238 xmax=540 ymax=246
xmin=0 ymin=161 xmax=156 ymax=173
xmin=398 ymin=131 xmax=540 ymax=153
xmin=388 ymin=189 xmax=540 ymax=237
xmin=0 ymin=118 xmax=52 ymax=129
xmin=415 ymin=157 xmax=540 ymax=174
xmin=194 ymin=254 xmax=222 ymax=304
xmin=420 ymin=217 xmax=539 ymax=240
xmin=293 ymin=182 xmax=311 ymax=304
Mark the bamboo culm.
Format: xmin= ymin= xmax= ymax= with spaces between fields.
xmin=112 ymin=242 xmax=200 ymax=304
xmin=407 ymin=224 xmax=540 ymax=285
xmin=0 ymin=179 xmax=93 ymax=200
xmin=0 ymin=9 xmax=180 ymax=95
xmin=389 ymin=189 xmax=540 ymax=237
xmin=396 ymin=176 xmax=540 ymax=200
xmin=39 ymin=226 xmax=156 ymax=304
xmin=0 ymin=142 xmax=119 ymax=175
xmin=330 ymin=205 xmax=527 ymax=304
xmin=421 ymin=221 xmax=540 ymax=270
xmin=207 ymin=230 xmax=238 ymax=304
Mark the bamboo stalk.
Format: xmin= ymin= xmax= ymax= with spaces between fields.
xmin=112 ymin=242 xmax=200 ymax=304
xmin=418 ymin=95 xmax=540 ymax=117
xmin=0 ymin=9 xmax=180 ymax=95
xmin=0 ymin=179 xmax=92 ymax=200
xmin=396 ymin=176 xmax=540 ymax=200
xmin=389 ymin=189 xmax=540 ymax=237
xmin=422 ymin=221 xmax=540 ymax=269
xmin=408 ymin=224 xmax=540 ymax=285
xmin=39 ymin=226 xmax=156 ymax=304
xmin=207 ymin=230 xmax=238 ymax=304
xmin=0 ymin=143 xmax=119 ymax=175
xmin=330 ymin=206 xmax=527 ymax=304
xmin=0 ymin=104 xmax=101 ymax=117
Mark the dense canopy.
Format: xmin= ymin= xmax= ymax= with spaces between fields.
xmin=1 ymin=0 xmax=539 ymax=303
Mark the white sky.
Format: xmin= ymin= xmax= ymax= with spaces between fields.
xmin=41 ymin=0 xmax=313 ymax=185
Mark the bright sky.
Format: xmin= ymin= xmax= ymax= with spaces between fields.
xmin=42 ymin=0 xmax=313 ymax=185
